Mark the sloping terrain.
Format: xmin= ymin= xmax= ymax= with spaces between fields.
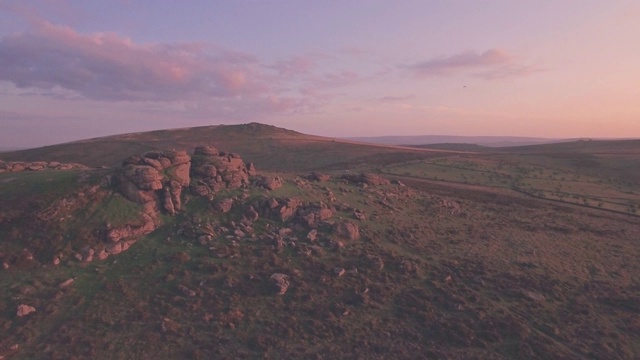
xmin=0 ymin=123 xmax=452 ymax=171
xmin=0 ymin=127 xmax=639 ymax=359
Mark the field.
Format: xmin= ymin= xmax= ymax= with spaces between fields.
xmin=382 ymin=152 xmax=640 ymax=215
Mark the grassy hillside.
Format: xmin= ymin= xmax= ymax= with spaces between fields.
xmin=1 ymin=125 xmax=639 ymax=359
xmin=0 ymin=123 xmax=453 ymax=171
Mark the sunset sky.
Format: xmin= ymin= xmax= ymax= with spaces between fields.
xmin=1 ymin=0 xmax=639 ymax=148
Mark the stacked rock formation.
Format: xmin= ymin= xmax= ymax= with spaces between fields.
xmin=117 ymin=149 xmax=191 ymax=215
xmin=115 ymin=146 xmax=256 ymax=216
xmin=190 ymin=146 xmax=254 ymax=196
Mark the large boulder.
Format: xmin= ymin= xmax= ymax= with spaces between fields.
xmin=115 ymin=150 xmax=192 ymax=214
xmin=190 ymin=147 xmax=252 ymax=195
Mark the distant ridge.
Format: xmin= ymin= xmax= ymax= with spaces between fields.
xmin=0 ymin=122 xmax=457 ymax=171
xmin=346 ymin=135 xmax=563 ymax=147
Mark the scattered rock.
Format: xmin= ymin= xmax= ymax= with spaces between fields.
xmin=178 ymin=284 xmax=196 ymax=297
xmin=342 ymin=173 xmax=390 ymax=186
xmin=0 ymin=161 xmax=87 ymax=173
xmin=59 ymin=278 xmax=74 ymax=288
xmin=257 ymin=175 xmax=284 ymax=190
xmin=307 ymin=172 xmax=330 ymax=182
xmin=306 ymin=229 xmax=318 ymax=242
xmin=523 ymin=290 xmax=546 ymax=302
xmin=353 ymin=209 xmax=366 ymax=221
xmin=247 ymin=162 xmax=257 ymax=176
xmin=161 ymin=318 xmax=180 ymax=334
xmin=244 ymin=205 xmax=259 ymax=222
xmin=333 ymin=221 xmax=360 ymax=241
xmin=400 ymin=260 xmax=416 ymax=274
xmin=270 ymin=273 xmax=290 ymax=295
xmin=106 ymin=242 xmax=122 ymax=255
xmin=215 ymin=198 xmax=234 ymax=213
xmin=16 ymin=304 xmax=36 ymax=317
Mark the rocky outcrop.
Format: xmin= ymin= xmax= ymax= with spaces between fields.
xmin=0 ymin=160 xmax=87 ymax=173
xmin=254 ymin=197 xmax=338 ymax=228
xmin=342 ymin=173 xmax=390 ymax=186
xmin=257 ymin=197 xmax=302 ymax=222
xmin=116 ymin=146 xmax=254 ymax=211
xmin=307 ymin=172 xmax=330 ymax=182
xmin=298 ymin=202 xmax=335 ymax=228
xmin=116 ymin=150 xmax=192 ymax=216
xmin=256 ymin=175 xmax=283 ymax=190
xmin=106 ymin=207 xmax=158 ymax=243
xmin=104 ymin=146 xmax=256 ymax=262
xmin=190 ymin=146 xmax=252 ymax=196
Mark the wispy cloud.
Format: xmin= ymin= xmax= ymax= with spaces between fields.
xmin=0 ymin=19 xmax=265 ymax=101
xmin=406 ymin=49 xmax=542 ymax=79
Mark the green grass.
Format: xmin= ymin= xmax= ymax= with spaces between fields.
xmin=85 ymin=193 xmax=145 ymax=228
xmin=382 ymin=154 xmax=640 ymax=215
xmin=0 ymin=170 xmax=81 ymax=202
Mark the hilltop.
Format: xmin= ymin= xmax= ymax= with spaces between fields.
xmin=0 ymin=123 xmax=454 ymax=172
xmin=0 ymin=125 xmax=639 ymax=359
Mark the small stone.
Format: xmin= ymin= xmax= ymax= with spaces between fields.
xmin=523 ymin=290 xmax=546 ymax=302
xmin=16 ymin=304 xmax=36 ymax=317
xmin=178 ymin=284 xmax=196 ymax=297
xmin=306 ymin=229 xmax=318 ymax=242
xmin=270 ymin=273 xmax=290 ymax=295
xmin=59 ymin=278 xmax=74 ymax=288
xmin=334 ymin=268 xmax=346 ymax=277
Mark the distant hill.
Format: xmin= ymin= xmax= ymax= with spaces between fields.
xmin=499 ymin=138 xmax=640 ymax=154
xmin=0 ymin=123 xmax=458 ymax=171
xmin=0 ymin=147 xmax=26 ymax=153
xmin=407 ymin=143 xmax=493 ymax=152
xmin=346 ymin=135 xmax=563 ymax=147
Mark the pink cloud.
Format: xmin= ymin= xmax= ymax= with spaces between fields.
xmin=0 ymin=19 xmax=264 ymax=101
xmin=407 ymin=49 xmax=541 ymax=79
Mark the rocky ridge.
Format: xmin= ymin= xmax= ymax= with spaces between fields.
xmin=1 ymin=146 xmax=393 ymax=286
xmin=0 ymin=160 xmax=87 ymax=172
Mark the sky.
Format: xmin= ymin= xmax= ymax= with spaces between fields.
xmin=0 ymin=0 xmax=639 ymax=148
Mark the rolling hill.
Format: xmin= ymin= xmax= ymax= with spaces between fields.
xmin=0 ymin=123 xmax=459 ymax=172
xmin=1 ymin=124 xmax=639 ymax=359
